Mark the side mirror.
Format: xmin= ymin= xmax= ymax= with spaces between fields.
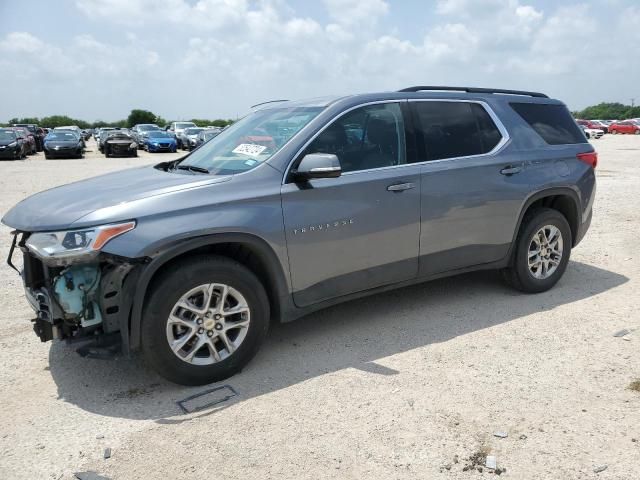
xmin=293 ymin=153 xmax=341 ymax=181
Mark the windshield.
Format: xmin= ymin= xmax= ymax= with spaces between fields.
xmin=138 ymin=125 xmax=160 ymax=131
xmin=0 ymin=130 xmax=17 ymax=141
xmin=176 ymin=122 xmax=195 ymax=129
xmin=47 ymin=132 xmax=78 ymax=141
xmin=185 ymin=128 xmax=204 ymax=135
xmin=148 ymin=131 xmax=171 ymax=138
xmin=178 ymin=106 xmax=323 ymax=175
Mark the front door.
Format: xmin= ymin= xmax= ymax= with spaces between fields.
xmin=281 ymin=102 xmax=421 ymax=307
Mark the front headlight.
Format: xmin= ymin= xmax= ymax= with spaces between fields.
xmin=25 ymin=221 xmax=135 ymax=261
xmin=130 ymin=142 xmax=137 ymax=149
xmin=8 ymin=141 xmax=17 ymax=147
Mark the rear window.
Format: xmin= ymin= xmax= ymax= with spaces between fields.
xmin=412 ymin=101 xmax=503 ymax=161
xmin=511 ymin=103 xmax=586 ymax=145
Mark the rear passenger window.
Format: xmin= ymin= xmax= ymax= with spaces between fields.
xmin=510 ymin=102 xmax=586 ymax=145
xmin=412 ymin=102 xmax=503 ymax=161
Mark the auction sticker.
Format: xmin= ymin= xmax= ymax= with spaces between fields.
xmin=232 ymin=144 xmax=267 ymax=157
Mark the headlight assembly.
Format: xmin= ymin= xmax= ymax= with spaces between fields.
xmin=25 ymin=221 xmax=136 ymax=263
xmin=8 ymin=141 xmax=17 ymax=147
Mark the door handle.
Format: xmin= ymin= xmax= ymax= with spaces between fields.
xmin=500 ymin=165 xmax=523 ymax=176
xmin=387 ymin=182 xmax=415 ymax=192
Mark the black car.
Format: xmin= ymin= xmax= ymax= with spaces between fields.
xmin=13 ymin=124 xmax=45 ymax=152
xmin=104 ymin=131 xmax=138 ymax=157
xmin=43 ymin=130 xmax=85 ymax=159
xmin=195 ymin=128 xmax=221 ymax=148
xmin=0 ymin=128 xmax=26 ymax=160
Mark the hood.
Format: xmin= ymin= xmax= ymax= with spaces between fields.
xmin=0 ymin=139 xmax=17 ymax=146
xmin=2 ymin=165 xmax=231 ymax=231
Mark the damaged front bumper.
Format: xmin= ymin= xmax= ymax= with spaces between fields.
xmin=7 ymin=231 xmax=145 ymax=356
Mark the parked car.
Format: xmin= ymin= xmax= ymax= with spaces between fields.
xmin=195 ymin=128 xmax=221 ymax=148
xmin=13 ymin=127 xmax=37 ymax=155
xmin=576 ymin=119 xmax=608 ymax=133
xmin=97 ymin=128 xmax=120 ymax=152
xmin=104 ymin=131 xmax=138 ymax=157
xmin=2 ymin=86 xmax=596 ymax=386
xmin=609 ymin=121 xmax=640 ymax=134
xmin=43 ymin=130 xmax=85 ymax=159
xmin=13 ymin=124 xmax=46 ymax=151
xmin=0 ymin=128 xmax=26 ymax=160
xmin=179 ymin=127 xmax=205 ymax=151
xmin=581 ymin=125 xmax=603 ymax=139
xmin=131 ymin=124 xmax=161 ymax=149
xmin=143 ymin=130 xmax=177 ymax=152
xmin=167 ymin=121 xmax=197 ymax=148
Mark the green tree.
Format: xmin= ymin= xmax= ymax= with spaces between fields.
xmin=126 ymin=109 xmax=161 ymax=127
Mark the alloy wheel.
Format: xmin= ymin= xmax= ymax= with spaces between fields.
xmin=528 ymin=225 xmax=563 ymax=280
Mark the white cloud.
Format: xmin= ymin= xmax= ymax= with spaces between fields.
xmin=1 ymin=1 xmax=638 ymax=120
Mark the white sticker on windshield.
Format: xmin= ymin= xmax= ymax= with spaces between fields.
xmin=232 ymin=143 xmax=267 ymax=157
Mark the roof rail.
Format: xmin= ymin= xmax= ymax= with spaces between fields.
xmin=250 ymin=99 xmax=290 ymax=109
xmin=398 ymin=86 xmax=548 ymax=98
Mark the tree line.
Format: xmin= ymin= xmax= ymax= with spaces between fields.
xmin=573 ymin=102 xmax=640 ymax=120
xmin=3 ymin=109 xmax=235 ymax=129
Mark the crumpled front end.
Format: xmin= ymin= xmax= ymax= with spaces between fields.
xmin=8 ymin=231 xmax=143 ymax=356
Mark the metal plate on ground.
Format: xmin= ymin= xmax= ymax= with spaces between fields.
xmin=177 ymin=385 xmax=238 ymax=414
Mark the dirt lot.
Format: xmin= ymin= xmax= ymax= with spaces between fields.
xmin=0 ymin=136 xmax=638 ymax=479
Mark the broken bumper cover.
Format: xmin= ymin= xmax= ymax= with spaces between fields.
xmin=7 ymin=231 xmax=144 ymax=353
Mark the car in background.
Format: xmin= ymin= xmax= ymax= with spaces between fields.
xmin=13 ymin=124 xmax=46 ymax=151
xmin=131 ymin=124 xmax=161 ymax=149
xmin=195 ymin=128 xmax=221 ymax=148
xmin=143 ymin=130 xmax=177 ymax=152
xmin=104 ymin=130 xmax=138 ymax=157
xmin=167 ymin=121 xmax=197 ymax=148
xmin=97 ymin=128 xmax=120 ymax=152
xmin=179 ymin=127 xmax=205 ymax=151
xmin=13 ymin=127 xmax=37 ymax=155
xmin=581 ymin=125 xmax=604 ymax=139
xmin=95 ymin=127 xmax=115 ymax=146
xmin=0 ymin=128 xmax=26 ymax=160
xmin=43 ymin=130 xmax=85 ymax=159
xmin=609 ymin=121 xmax=640 ymax=135
xmin=576 ymin=119 xmax=608 ymax=133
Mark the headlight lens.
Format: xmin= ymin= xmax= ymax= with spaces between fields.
xmin=130 ymin=142 xmax=137 ymax=149
xmin=25 ymin=221 xmax=135 ymax=260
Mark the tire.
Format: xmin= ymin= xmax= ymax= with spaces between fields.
xmin=141 ymin=255 xmax=270 ymax=386
xmin=44 ymin=153 xmax=50 ymax=159
xmin=611 ymin=129 xmax=617 ymax=135
xmin=132 ymin=150 xmax=138 ymax=157
xmin=501 ymin=207 xmax=572 ymax=293
xmin=635 ymin=130 xmax=640 ymax=135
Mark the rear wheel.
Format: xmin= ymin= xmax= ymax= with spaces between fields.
xmin=141 ymin=255 xmax=270 ymax=385
xmin=501 ymin=208 xmax=572 ymax=293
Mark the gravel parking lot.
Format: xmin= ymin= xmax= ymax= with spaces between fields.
xmin=0 ymin=136 xmax=639 ymax=479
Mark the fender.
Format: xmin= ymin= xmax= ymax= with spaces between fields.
xmin=505 ymin=186 xmax=582 ymax=262
xmin=127 ymin=232 xmax=291 ymax=351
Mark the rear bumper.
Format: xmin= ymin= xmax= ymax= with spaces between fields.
xmin=45 ymin=147 xmax=82 ymax=157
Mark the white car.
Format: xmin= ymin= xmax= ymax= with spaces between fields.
xmin=582 ymin=127 xmax=604 ymax=139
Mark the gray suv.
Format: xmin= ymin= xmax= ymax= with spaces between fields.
xmin=3 ymin=86 xmax=596 ymax=385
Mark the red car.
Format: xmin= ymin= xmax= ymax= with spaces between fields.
xmin=609 ymin=121 xmax=640 ymax=135
xmin=12 ymin=127 xmax=37 ymax=155
xmin=576 ymin=119 xmax=608 ymax=133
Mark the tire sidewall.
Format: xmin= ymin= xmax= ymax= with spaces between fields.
xmin=141 ymin=257 xmax=270 ymax=385
xmin=514 ymin=209 xmax=572 ymax=293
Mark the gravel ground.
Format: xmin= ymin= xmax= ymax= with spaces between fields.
xmin=0 ymin=136 xmax=638 ymax=479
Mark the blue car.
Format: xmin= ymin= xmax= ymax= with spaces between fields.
xmin=143 ymin=131 xmax=177 ymax=153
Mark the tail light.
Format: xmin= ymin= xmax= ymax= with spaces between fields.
xmin=577 ymin=151 xmax=598 ymax=169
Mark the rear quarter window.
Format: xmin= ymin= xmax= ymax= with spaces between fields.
xmin=511 ymin=102 xmax=586 ymax=145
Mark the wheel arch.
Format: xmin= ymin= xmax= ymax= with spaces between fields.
xmin=128 ymin=233 xmax=291 ymax=351
xmin=507 ymin=187 xmax=581 ymax=263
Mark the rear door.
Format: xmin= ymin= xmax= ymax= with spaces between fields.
xmin=411 ymin=100 xmax=530 ymax=276
xmin=281 ymin=102 xmax=421 ymax=307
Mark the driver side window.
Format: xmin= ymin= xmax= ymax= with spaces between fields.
xmin=305 ymin=103 xmax=406 ymax=173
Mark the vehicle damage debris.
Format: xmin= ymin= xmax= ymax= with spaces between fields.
xmin=176 ymin=385 xmax=238 ymax=414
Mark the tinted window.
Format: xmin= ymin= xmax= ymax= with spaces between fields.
xmin=413 ymin=101 xmax=501 ymax=161
xmin=305 ymin=103 xmax=406 ymax=173
xmin=510 ymin=102 xmax=586 ymax=145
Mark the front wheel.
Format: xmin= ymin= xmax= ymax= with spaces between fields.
xmin=141 ymin=255 xmax=270 ymax=385
xmin=501 ymin=208 xmax=572 ymax=293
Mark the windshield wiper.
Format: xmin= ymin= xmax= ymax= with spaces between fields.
xmin=175 ymin=164 xmax=210 ymax=174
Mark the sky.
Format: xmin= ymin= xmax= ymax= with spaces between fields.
xmin=0 ymin=0 xmax=638 ymax=122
